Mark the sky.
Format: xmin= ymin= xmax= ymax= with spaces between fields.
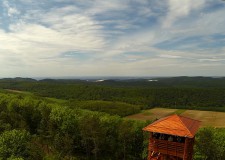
xmin=0 ymin=0 xmax=225 ymax=77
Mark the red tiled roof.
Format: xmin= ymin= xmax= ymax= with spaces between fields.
xmin=143 ymin=114 xmax=201 ymax=138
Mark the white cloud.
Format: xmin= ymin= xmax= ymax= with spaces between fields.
xmin=0 ymin=6 xmax=107 ymax=77
xmin=3 ymin=0 xmax=20 ymax=17
xmin=162 ymin=0 xmax=205 ymax=28
xmin=159 ymin=54 xmax=181 ymax=59
xmin=84 ymin=0 xmax=130 ymax=15
xmin=8 ymin=7 xmax=20 ymax=17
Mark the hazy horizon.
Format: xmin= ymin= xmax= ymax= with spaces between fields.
xmin=0 ymin=76 xmax=224 ymax=81
xmin=1 ymin=0 xmax=225 ymax=77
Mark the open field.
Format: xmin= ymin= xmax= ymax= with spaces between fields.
xmin=126 ymin=108 xmax=177 ymax=121
xmin=3 ymin=89 xmax=33 ymax=95
xmin=181 ymin=110 xmax=225 ymax=128
xmin=4 ymin=89 xmax=25 ymax=93
xmin=126 ymin=108 xmax=225 ymax=127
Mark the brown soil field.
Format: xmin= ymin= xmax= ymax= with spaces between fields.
xmin=126 ymin=108 xmax=225 ymax=127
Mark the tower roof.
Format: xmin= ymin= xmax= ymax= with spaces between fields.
xmin=143 ymin=114 xmax=201 ymax=138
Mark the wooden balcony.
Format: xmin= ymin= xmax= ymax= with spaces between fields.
xmin=149 ymin=138 xmax=185 ymax=158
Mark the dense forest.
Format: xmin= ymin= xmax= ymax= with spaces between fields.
xmin=0 ymin=77 xmax=225 ymax=112
xmin=0 ymin=77 xmax=225 ymax=159
xmin=0 ymin=91 xmax=147 ymax=159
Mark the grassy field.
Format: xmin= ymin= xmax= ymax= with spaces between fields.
xmin=126 ymin=108 xmax=225 ymax=127
xmin=126 ymin=108 xmax=177 ymax=121
xmin=181 ymin=110 xmax=225 ymax=127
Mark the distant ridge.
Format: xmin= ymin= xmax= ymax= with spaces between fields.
xmin=1 ymin=76 xmax=224 ymax=81
xmin=0 ymin=76 xmax=225 ymax=88
xmin=0 ymin=77 xmax=36 ymax=82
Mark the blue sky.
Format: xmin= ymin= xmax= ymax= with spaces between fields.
xmin=0 ymin=0 xmax=225 ymax=77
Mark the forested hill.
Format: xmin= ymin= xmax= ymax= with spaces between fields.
xmin=0 ymin=77 xmax=225 ymax=112
xmin=1 ymin=76 xmax=225 ymax=88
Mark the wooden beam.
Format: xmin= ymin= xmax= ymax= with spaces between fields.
xmin=183 ymin=137 xmax=188 ymax=160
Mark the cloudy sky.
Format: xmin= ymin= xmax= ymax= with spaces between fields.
xmin=0 ymin=0 xmax=225 ymax=77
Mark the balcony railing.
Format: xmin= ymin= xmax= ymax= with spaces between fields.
xmin=149 ymin=138 xmax=185 ymax=158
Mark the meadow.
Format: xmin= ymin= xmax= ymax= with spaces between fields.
xmin=126 ymin=108 xmax=225 ymax=127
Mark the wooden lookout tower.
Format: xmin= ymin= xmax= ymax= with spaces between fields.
xmin=143 ymin=114 xmax=201 ymax=160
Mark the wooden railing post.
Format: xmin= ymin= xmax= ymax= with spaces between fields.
xmin=183 ymin=137 xmax=188 ymax=160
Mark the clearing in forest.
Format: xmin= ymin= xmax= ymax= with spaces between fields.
xmin=126 ymin=107 xmax=225 ymax=127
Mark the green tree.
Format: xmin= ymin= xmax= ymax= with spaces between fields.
xmin=0 ymin=130 xmax=31 ymax=159
xmin=6 ymin=156 xmax=24 ymax=160
xmin=118 ymin=120 xmax=136 ymax=160
xmin=79 ymin=113 xmax=103 ymax=159
xmin=195 ymin=127 xmax=225 ymax=160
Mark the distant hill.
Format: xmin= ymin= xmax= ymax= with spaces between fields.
xmin=0 ymin=77 xmax=37 ymax=82
xmin=1 ymin=76 xmax=225 ymax=88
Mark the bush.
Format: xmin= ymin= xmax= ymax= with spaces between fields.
xmin=0 ymin=130 xmax=31 ymax=159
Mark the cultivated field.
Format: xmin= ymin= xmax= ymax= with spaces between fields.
xmin=126 ymin=108 xmax=225 ymax=127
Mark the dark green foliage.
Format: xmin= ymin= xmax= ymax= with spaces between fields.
xmin=0 ymin=92 xmax=147 ymax=159
xmin=68 ymin=100 xmax=141 ymax=116
xmin=0 ymin=129 xmax=31 ymax=159
xmin=195 ymin=127 xmax=225 ymax=160
xmin=1 ymin=77 xmax=225 ymax=112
